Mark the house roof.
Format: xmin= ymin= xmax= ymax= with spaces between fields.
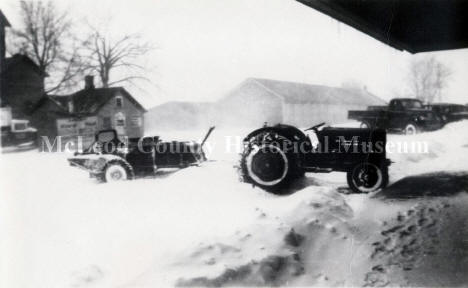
xmin=295 ymin=0 xmax=468 ymax=53
xmin=4 ymin=54 xmax=47 ymax=76
xmin=0 ymin=10 xmax=10 ymax=27
xmin=29 ymin=95 xmax=74 ymax=117
xmin=31 ymin=86 xmax=146 ymax=117
xmin=245 ymin=78 xmax=385 ymax=106
xmin=51 ymin=87 xmax=147 ymax=115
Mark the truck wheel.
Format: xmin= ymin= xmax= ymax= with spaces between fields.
xmin=240 ymin=131 xmax=300 ymax=194
xmin=347 ymin=163 xmax=388 ymax=193
xmin=404 ymin=123 xmax=419 ymax=135
xmin=102 ymin=160 xmax=134 ymax=182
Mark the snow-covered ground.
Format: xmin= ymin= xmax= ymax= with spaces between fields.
xmin=1 ymin=121 xmax=468 ymax=287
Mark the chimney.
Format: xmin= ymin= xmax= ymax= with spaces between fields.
xmin=84 ymin=75 xmax=94 ymax=90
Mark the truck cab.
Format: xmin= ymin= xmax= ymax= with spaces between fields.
xmin=387 ymin=98 xmax=426 ymax=131
xmin=1 ymin=119 xmax=38 ymax=148
xmin=348 ymin=98 xmax=442 ymax=134
xmin=389 ymin=98 xmax=424 ymax=110
xmin=426 ymin=103 xmax=468 ymax=125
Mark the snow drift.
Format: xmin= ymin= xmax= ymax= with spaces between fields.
xmin=1 ymin=121 xmax=468 ymax=287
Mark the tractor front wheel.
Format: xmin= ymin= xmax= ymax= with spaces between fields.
xmin=101 ymin=160 xmax=134 ymax=183
xmin=347 ymin=162 xmax=388 ymax=193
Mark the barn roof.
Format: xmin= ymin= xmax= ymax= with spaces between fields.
xmin=247 ymin=78 xmax=385 ymax=106
xmin=295 ymin=0 xmax=468 ymax=53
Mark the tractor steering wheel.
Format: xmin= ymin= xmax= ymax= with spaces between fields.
xmin=304 ymin=122 xmax=326 ymax=133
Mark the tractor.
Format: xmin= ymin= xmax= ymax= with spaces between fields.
xmin=240 ymin=123 xmax=390 ymax=194
xmin=68 ymin=127 xmax=215 ymax=182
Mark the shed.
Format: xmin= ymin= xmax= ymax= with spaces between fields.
xmin=217 ymin=78 xmax=385 ymax=127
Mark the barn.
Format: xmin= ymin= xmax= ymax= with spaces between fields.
xmin=1 ymin=54 xmax=46 ymax=118
xmin=217 ymin=78 xmax=386 ymax=127
xmin=1 ymin=10 xmax=46 ymax=119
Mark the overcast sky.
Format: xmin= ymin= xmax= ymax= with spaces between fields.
xmin=2 ymin=0 xmax=467 ymax=108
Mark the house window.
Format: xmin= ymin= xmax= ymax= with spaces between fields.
xmin=114 ymin=112 xmax=126 ymax=127
xmin=116 ymin=96 xmax=123 ymax=108
xmin=131 ymin=116 xmax=142 ymax=127
xmin=116 ymin=119 xmax=125 ymax=126
xmin=103 ymin=117 xmax=111 ymax=129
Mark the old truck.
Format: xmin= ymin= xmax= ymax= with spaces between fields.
xmin=240 ymin=123 xmax=390 ymax=194
xmin=348 ymin=98 xmax=442 ymax=134
xmin=1 ymin=107 xmax=38 ymax=148
xmin=68 ymin=127 xmax=215 ymax=182
xmin=426 ymin=103 xmax=468 ymax=125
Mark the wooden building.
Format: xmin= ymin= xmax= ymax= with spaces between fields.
xmin=31 ymin=76 xmax=146 ymax=150
xmin=217 ymin=78 xmax=386 ymax=127
xmin=0 ymin=9 xmax=10 ymax=105
xmin=1 ymin=54 xmax=46 ymax=118
xmin=1 ymin=10 xmax=46 ymax=119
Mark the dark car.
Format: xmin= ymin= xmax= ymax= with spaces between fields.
xmin=426 ymin=103 xmax=468 ymax=125
xmin=348 ymin=98 xmax=442 ymax=134
xmin=1 ymin=119 xmax=37 ymax=148
xmin=240 ymin=123 xmax=390 ymax=194
xmin=68 ymin=127 xmax=215 ymax=182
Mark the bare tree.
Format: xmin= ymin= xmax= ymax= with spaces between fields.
xmin=407 ymin=56 xmax=452 ymax=103
xmin=8 ymin=0 xmax=86 ymax=93
xmin=84 ymin=27 xmax=154 ymax=88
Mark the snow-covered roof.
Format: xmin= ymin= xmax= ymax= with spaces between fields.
xmin=51 ymin=87 xmax=146 ymax=115
xmin=237 ymin=78 xmax=386 ymax=106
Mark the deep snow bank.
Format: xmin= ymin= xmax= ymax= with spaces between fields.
xmin=153 ymin=121 xmax=468 ymax=287
xmin=2 ymin=121 xmax=468 ymax=288
xmin=173 ymin=188 xmax=357 ymax=287
xmin=387 ymin=120 xmax=468 ymax=181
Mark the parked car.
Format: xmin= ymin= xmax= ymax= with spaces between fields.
xmin=1 ymin=108 xmax=37 ymax=148
xmin=68 ymin=127 xmax=215 ymax=182
xmin=348 ymin=98 xmax=442 ymax=134
xmin=426 ymin=103 xmax=468 ymax=125
xmin=239 ymin=123 xmax=390 ymax=194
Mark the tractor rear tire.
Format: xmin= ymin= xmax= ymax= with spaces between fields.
xmin=240 ymin=131 xmax=302 ymax=194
